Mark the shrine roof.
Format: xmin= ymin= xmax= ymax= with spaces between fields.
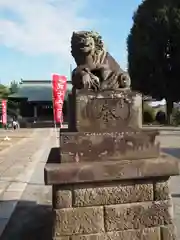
xmin=8 ymin=80 xmax=72 ymax=102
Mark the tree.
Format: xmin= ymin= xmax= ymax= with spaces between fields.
xmin=0 ymin=83 xmax=19 ymax=118
xmin=8 ymin=81 xmax=20 ymax=117
xmin=9 ymin=80 xmax=19 ymax=94
xmin=127 ymin=0 xmax=180 ymax=124
xmin=0 ymin=84 xmax=10 ymax=99
xmin=0 ymin=84 xmax=10 ymax=120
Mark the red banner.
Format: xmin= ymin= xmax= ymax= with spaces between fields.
xmin=52 ymin=74 xmax=67 ymax=124
xmin=1 ymin=100 xmax=7 ymax=125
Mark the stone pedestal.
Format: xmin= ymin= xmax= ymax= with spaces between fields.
xmin=44 ymin=89 xmax=179 ymax=239
xmin=75 ymin=89 xmax=142 ymax=132
xmin=45 ymin=153 xmax=179 ymax=240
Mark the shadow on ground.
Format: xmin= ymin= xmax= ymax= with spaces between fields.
xmin=161 ymin=147 xmax=180 ymax=159
xmin=160 ymin=133 xmax=180 ymax=137
xmin=162 ymin=148 xmax=180 ymax=198
xmin=1 ymin=200 xmax=53 ymax=240
xmin=171 ymin=194 xmax=180 ymax=198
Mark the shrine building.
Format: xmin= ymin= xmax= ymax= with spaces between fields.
xmin=8 ymin=79 xmax=72 ymax=125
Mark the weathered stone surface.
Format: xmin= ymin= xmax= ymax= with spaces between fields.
xmin=53 ymin=206 xmax=104 ymax=236
xmin=161 ymin=225 xmax=177 ymax=240
xmin=60 ymin=131 xmax=159 ymax=163
xmin=68 ymin=227 xmax=160 ymax=240
xmin=67 ymin=92 xmax=76 ymax=132
xmin=104 ymin=201 xmax=173 ymax=231
xmin=154 ymin=179 xmax=170 ymax=201
xmin=76 ymin=90 xmax=142 ymax=132
xmin=44 ymin=156 xmax=180 ymax=185
xmin=73 ymin=183 xmax=153 ymax=207
xmin=53 ymin=187 xmax=72 ymax=209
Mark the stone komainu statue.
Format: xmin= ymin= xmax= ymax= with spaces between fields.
xmin=71 ymin=31 xmax=131 ymax=91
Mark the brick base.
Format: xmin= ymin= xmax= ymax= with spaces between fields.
xmin=45 ymin=153 xmax=179 ymax=240
xmin=53 ymin=226 xmax=176 ymax=240
xmin=52 ymin=178 xmax=177 ymax=240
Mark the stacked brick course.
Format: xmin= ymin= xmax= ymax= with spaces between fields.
xmin=51 ymin=177 xmax=176 ymax=240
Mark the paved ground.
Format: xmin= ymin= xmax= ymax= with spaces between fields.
xmin=1 ymin=129 xmax=180 ymax=239
xmin=157 ymin=131 xmax=180 ymax=239
xmin=0 ymin=129 xmax=33 ymax=152
xmin=0 ymin=128 xmax=58 ymax=239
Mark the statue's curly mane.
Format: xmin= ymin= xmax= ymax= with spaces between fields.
xmin=71 ymin=30 xmax=131 ymax=90
xmin=89 ymin=31 xmax=106 ymax=61
xmin=71 ymin=31 xmax=107 ymax=65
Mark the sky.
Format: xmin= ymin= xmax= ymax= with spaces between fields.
xmin=0 ymin=0 xmax=142 ymax=85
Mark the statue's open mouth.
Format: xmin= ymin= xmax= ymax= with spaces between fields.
xmin=79 ymin=44 xmax=89 ymax=49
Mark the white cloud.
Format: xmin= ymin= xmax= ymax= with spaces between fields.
xmin=0 ymin=0 xmax=93 ymax=60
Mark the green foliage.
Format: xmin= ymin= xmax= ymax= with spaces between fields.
xmin=155 ymin=110 xmax=166 ymax=124
xmin=0 ymin=84 xmax=10 ymax=99
xmin=127 ymin=0 xmax=180 ymax=122
xmin=9 ymin=80 xmax=19 ymax=94
xmin=0 ymin=83 xmax=19 ymax=117
xmin=7 ymin=100 xmax=19 ymax=116
xmin=172 ymin=108 xmax=180 ymax=126
xmin=143 ymin=103 xmax=155 ymax=123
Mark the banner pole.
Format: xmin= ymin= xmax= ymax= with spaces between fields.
xmin=51 ymin=77 xmax=59 ymax=147
xmin=51 ymin=74 xmax=67 ymax=147
xmin=1 ymin=99 xmax=10 ymax=141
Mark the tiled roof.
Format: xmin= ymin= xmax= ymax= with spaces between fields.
xmin=8 ymin=81 xmax=72 ymax=102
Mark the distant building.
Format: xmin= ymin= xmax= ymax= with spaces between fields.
xmin=8 ymin=79 xmax=72 ymax=122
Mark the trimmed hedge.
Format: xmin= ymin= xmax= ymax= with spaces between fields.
xmin=143 ymin=103 xmax=155 ymax=123
xmin=155 ymin=110 xmax=166 ymax=124
xmin=172 ymin=108 xmax=180 ymax=126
